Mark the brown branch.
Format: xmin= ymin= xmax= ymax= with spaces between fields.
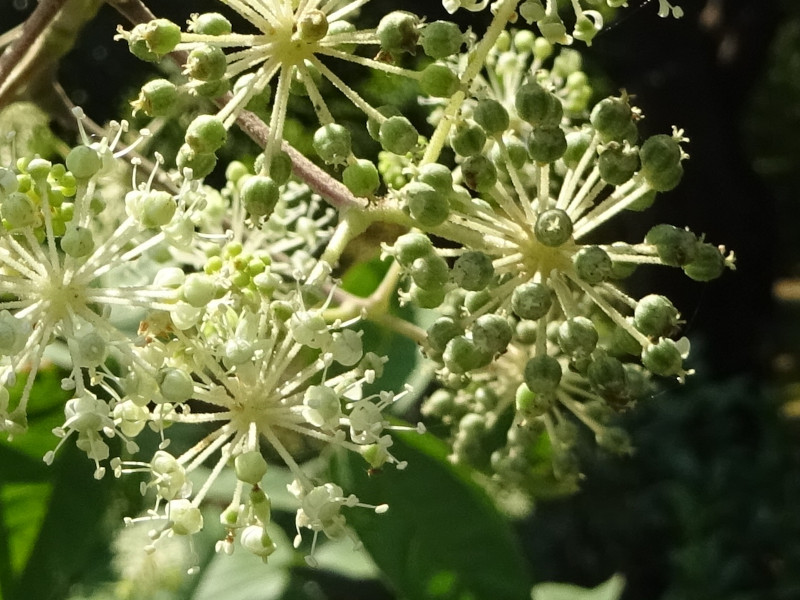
xmin=105 ymin=0 xmax=366 ymax=211
xmin=0 ymin=0 xmax=69 ymax=107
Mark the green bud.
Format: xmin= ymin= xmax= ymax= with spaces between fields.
xmin=66 ymin=146 xmax=102 ymax=179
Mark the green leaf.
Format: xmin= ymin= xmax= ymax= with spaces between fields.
xmin=531 ymin=574 xmax=626 ymax=600
xmin=332 ymin=430 xmax=532 ymax=600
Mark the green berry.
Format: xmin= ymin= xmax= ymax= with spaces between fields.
xmin=417 ymin=163 xmax=453 ymax=193
xmin=558 ymin=316 xmax=598 ymax=357
xmin=182 ymin=273 xmax=216 ymax=307
xmin=473 ymin=99 xmax=509 ymax=136
xmin=379 ymin=116 xmax=418 ymax=155
xmin=427 ymin=316 xmax=463 ymax=352
xmin=590 ymin=97 xmax=632 ymax=141
xmin=158 ymin=367 xmax=194 ymax=403
xmin=376 ymin=11 xmax=419 ymax=56
xmin=185 ymin=45 xmax=227 ymax=81
xmin=133 ymin=79 xmax=178 ymax=117
xmin=511 ymin=282 xmax=552 ymax=320
xmin=641 ymin=338 xmax=684 ymax=377
xmin=420 ymin=62 xmax=459 ymax=98
xmin=61 ymin=226 xmax=94 ymax=258
xmin=573 ymin=245 xmax=612 ymax=284
xmin=313 ymin=123 xmax=351 ymax=165
xmin=527 ymin=125 xmax=567 ymax=163
xmin=241 ymin=175 xmax=279 ymax=218
xmin=534 ymin=208 xmax=573 ymax=246
xmin=367 ymin=105 xmax=402 ymax=141
xmin=640 ymin=134 xmax=684 ymax=191
xmin=450 ymin=120 xmax=487 ymax=157
xmin=176 ymin=144 xmax=217 ymax=179
xmin=140 ymin=190 xmax=177 ymax=228
xmin=297 ymin=9 xmax=329 ymax=42
xmin=515 ymin=82 xmax=562 ymax=127
xmin=185 ymin=115 xmax=227 ymax=153
xmin=409 ymin=283 xmax=446 ymax=308
xmin=190 ymin=12 xmax=232 ymax=35
xmin=460 ymin=155 xmax=497 ymax=192
xmin=598 ymin=143 xmax=640 ymax=186
xmin=634 ymin=294 xmax=680 ymax=338
xmin=143 ymin=19 xmax=181 ymax=56
xmin=234 ymin=451 xmax=267 ymax=484
xmin=343 ymin=159 xmax=379 ymax=196
xmin=645 ymin=224 xmax=698 ymax=267
xmin=66 ymin=146 xmax=102 ymax=179
xmin=587 ymin=354 xmax=627 ymax=398
xmin=2 ymin=192 xmax=37 ymax=228
xmin=452 ymin=251 xmax=494 ymax=291
xmin=524 ymin=355 xmax=562 ymax=394
xmin=443 ymin=335 xmax=488 ymax=373
xmin=268 ymin=150 xmax=293 ymax=184
xmin=683 ymin=243 xmax=726 ymax=281
xmin=394 ymin=232 xmax=434 ymax=266
xmin=404 ymin=181 xmax=449 ymax=227
xmin=471 ymin=314 xmax=512 ymax=354
xmin=420 ymin=21 xmax=463 ymax=59
xmin=409 ymin=253 xmax=449 ymax=291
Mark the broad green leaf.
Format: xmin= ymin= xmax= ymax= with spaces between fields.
xmin=531 ymin=574 xmax=626 ymax=600
xmin=332 ymin=430 xmax=532 ymax=600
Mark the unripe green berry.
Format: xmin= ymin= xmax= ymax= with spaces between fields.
xmin=409 ymin=283 xmax=446 ymax=308
xmin=563 ymin=129 xmax=593 ymax=169
xmin=460 ymin=155 xmax=497 ymax=192
xmin=420 ymin=62 xmax=459 ymax=98
xmin=185 ymin=45 xmax=227 ymax=81
xmin=417 ymin=163 xmax=453 ymax=193
xmin=473 ymin=99 xmax=509 ymax=136
xmin=66 ymin=146 xmax=102 ymax=179
xmin=343 ymin=159 xmax=379 ymax=196
xmin=450 ymin=120 xmax=487 ymax=157
xmin=241 ymin=175 xmax=279 ymax=218
xmin=452 ymin=251 xmax=494 ymax=291
xmin=143 ymin=19 xmax=181 ymax=56
xmin=404 ymin=181 xmax=450 ymax=227
xmin=327 ymin=20 xmax=357 ymax=53
xmin=634 ymin=294 xmax=679 ymax=338
xmin=297 ymin=9 xmax=328 ymax=42
xmin=443 ymin=335 xmax=488 ymax=373
xmin=313 ymin=123 xmax=351 ymax=165
xmin=640 ymin=134 xmax=682 ymax=176
xmin=176 ymin=143 xmax=217 ymax=179
xmin=515 ymin=383 xmax=552 ymax=417
xmin=644 ymin=163 xmax=684 ymax=192
xmin=645 ymin=224 xmax=698 ymax=267
xmin=515 ymin=82 xmax=562 ymax=127
xmin=558 ymin=316 xmax=598 ymax=357
xmin=2 ymin=192 xmax=37 ymax=228
xmin=367 ymin=105 xmax=402 ymax=141
xmin=420 ymin=21 xmax=462 ymax=58
xmin=193 ymin=78 xmax=231 ymax=99
xmin=573 ymin=245 xmax=612 ymax=284
xmin=185 ymin=115 xmax=227 ymax=153
xmin=527 ymin=125 xmax=567 ymax=163
xmin=190 ymin=12 xmax=232 ymax=35
xmin=26 ymin=158 xmax=51 ymax=181
xmin=182 ymin=272 xmax=216 ymax=307
xmin=234 ymin=450 xmax=268 ymax=484
xmin=376 ymin=11 xmax=419 ymax=56
xmin=133 ymin=78 xmax=178 ymax=117
xmin=268 ymin=150 xmax=293 ymax=184
xmin=379 ymin=116 xmax=418 ymax=155
xmin=641 ymin=338 xmax=684 ymax=377
xmin=534 ymin=208 xmax=573 ymax=247
xmin=511 ymin=282 xmax=552 ymax=320
xmin=61 ymin=226 xmax=94 ymax=258
xmin=427 ymin=316 xmax=463 ymax=352
xmin=524 ymin=355 xmax=562 ymax=394
xmin=598 ymin=143 xmax=640 ymax=186
xmin=587 ymin=354 xmax=627 ymax=398
xmin=394 ymin=232 xmax=434 ymax=266
xmin=472 ymin=313 xmax=512 ymax=355
xmin=138 ymin=190 xmax=176 ymax=228
xmin=409 ymin=254 xmax=449 ymax=291
xmin=158 ymin=367 xmax=194 ymax=403
xmin=590 ymin=97 xmax=632 ymax=141
xmin=683 ymin=243 xmax=726 ymax=281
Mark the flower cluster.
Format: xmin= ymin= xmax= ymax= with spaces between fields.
xmin=0 ymin=0 xmax=728 ymax=572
